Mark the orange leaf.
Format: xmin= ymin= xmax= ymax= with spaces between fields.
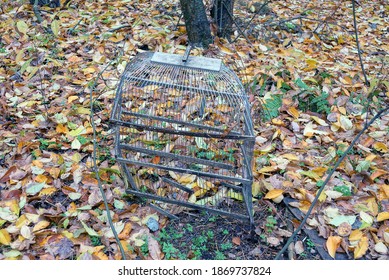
xmin=152 ymin=156 xmax=161 ymax=165
xmin=326 ymin=236 xmax=342 ymax=259
xmin=264 ymin=189 xmax=284 ymax=199
xmin=354 ymin=236 xmax=369 ymax=259
xmin=370 ymin=169 xmax=387 ymax=181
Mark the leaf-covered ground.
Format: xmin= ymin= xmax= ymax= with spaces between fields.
xmin=0 ymin=0 xmax=388 ymax=260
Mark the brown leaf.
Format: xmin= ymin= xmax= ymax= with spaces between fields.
xmin=232 ymin=237 xmax=241 ymax=246
xmin=294 ymin=241 xmax=305 ymax=255
xmin=148 ymin=235 xmax=162 ymax=260
xmin=0 ymin=165 xmax=17 ymax=183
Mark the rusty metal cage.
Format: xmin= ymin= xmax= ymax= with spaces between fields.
xmin=110 ymin=49 xmax=255 ymax=223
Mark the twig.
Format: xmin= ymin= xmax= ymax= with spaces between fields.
xmin=274 ymin=106 xmax=389 ymax=260
xmin=33 ymin=0 xmax=43 ymax=23
xmin=231 ymin=0 xmax=269 ymax=44
xmin=352 ymin=0 xmax=369 ymax=86
xmin=67 ymin=18 xmax=83 ymax=35
xmin=89 ymin=63 xmax=127 ymax=260
xmin=221 ymin=1 xmax=252 ymax=44
xmin=87 ymin=34 xmax=129 ymax=260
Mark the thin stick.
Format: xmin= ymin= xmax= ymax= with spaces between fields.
xmin=352 ymin=0 xmax=369 ymax=86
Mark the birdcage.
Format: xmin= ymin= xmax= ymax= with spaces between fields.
xmin=110 ymin=47 xmax=255 ymax=223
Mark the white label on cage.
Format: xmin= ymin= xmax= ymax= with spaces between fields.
xmin=151 ymin=52 xmax=222 ymax=72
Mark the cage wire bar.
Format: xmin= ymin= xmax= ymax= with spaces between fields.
xmin=111 ymin=48 xmax=255 ymax=224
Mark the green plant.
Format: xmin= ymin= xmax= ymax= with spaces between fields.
xmin=161 ymin=242 xmax=178 ymax=259
xmin=306 ymin=238 xmax=315 ymax=250
xmin=265 ymin=215 xmax=277 ymax=233
xmin=207 ymin=230 xmax=214 ymax=239
xmin=140 ymin=237 xmax=149 ymax=256
xmin=185 ymin=224 xmax=193 ymax=233
xmin=215 ymin=250 xmax=226 ymax=260
xmin=294 ymin=78 xmax=331 ymax=114
xmin=220 ymin=242 xmax=233 ymax=251
xmin=334 ymin=185 xmax=353 ymax=196
xmin=208 ymin=215 xmax=217 ymax=222
xmin=262 ymin=94 xmax=282 ymax=121
xmin=222 ymin=229 xmax=229 ymax=235
xmin=90 ymin=236 xmax=102 ymax=246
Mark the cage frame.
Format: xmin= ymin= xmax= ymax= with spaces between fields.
xmin=111 ymin=50 xmax=255 ymax=224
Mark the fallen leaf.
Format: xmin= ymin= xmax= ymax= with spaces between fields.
xmin=377 ymin=212 xmax=389 ymax=222
xmin=294 ymin=241 xmax=305 ymax=255
xmin=148 ymin=235 xmax=162 ymax=260
xmin=0 ymin=229 xmax=11 ymax=245
xmin=16 ymin=21 xmax=28 ymax=35
xmin=33 ymin=220 xmax=50 ymax=232
xmin=354 ymin=236 xmax=369 ymax=259
xmin=326 ymin=236 xmax=342 ymax=259
xmin=360 ymin=211 xmax=373 ymax=225
xmin=264 ymin=189 xmax=284 ymax=199
xmin=374 ymin=242 xmax=388 ymax=254
xmin=232 ymin=237 xmax=241 ymax=246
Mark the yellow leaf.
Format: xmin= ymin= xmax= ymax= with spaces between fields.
xmin=306 ymin=58 xmax=318 ymax=70
xmin=16 ymin=20 xmax=28 ymax=35
xmin=39 ymin=187 xmax=57 ymax=196
xmin=15 ymin=214 xmax=29 ymax=228
xmin=326 ymin=236 xmax=342 ymax=259
xmin=365 ymin=154 xmax=376 ymax=162
xmin=227 ymin=189 xmax=244 ymax=201
xmin=252 ymin=181 xmax=261 ymax=197
xmin=354 ymin=236 xmax=369 ymax=259
xmin=177 ymin=174 xmax=196 ymax=185
xmin=15 ymin=49 xmax=25 ymax=64
xmin=377 ymin=212 xmax=389 ymax=222
xmin=220 ymin=45 xmax=234 ymax=54
xmin=67 ymin=96 xmax=79 ymax=104
xmin=0 ymin=229 xmax=11 ymax=245
xmin=51 ymin=20 xmax=60 ymax=37
xmin=33 ymin=220 xmax=50 ymax=232
xmin=258 ymin=166 xmax=278 ymax=174
xmin=75 ymin=107 xmax=91 ymax=115
xmin=373 ymin=142 xmax=388 ymax=152
xmin=286 ymin=107 xmax=300 ymax=119
xmin=281 ymin=153 xmax=299 ymax=161
xmin=311 ymin=116 xmax=328 ymax=126
xmin=337 ymin=35 xmax=344 ymax=44
xmin=264 ymin=189 xmax=284 ymax=199
xmin=381 ymin=184 xmax=389 ymax=197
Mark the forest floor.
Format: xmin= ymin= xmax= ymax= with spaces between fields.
xmin=0 ymin=0 xmax=388 ymax=260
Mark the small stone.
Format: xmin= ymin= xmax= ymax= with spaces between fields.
xmin=147 ymin=217 xmax=159 ymax=232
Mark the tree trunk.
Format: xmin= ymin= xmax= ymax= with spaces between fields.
xmin=179 ymin=0 xmax=213 ymax=47
xmin=211 ymin=0 xmax=235 ymax=38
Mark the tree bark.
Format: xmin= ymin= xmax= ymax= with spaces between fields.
xmin=179 ymin=0 xmax=213 ymax=47
xmin=211 ymin=0 xmax=235 ymax=38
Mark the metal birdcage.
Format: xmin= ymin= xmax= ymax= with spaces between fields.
xmin=110 ymin=47 xmax=255 ymax=223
